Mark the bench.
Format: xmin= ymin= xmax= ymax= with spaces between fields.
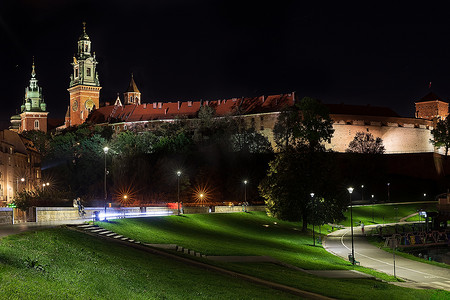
xmin=348 ymin=254 xmax=360 ymax=266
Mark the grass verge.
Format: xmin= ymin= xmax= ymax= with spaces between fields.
xmin=97 ymin=212 xmax=449 ymax=299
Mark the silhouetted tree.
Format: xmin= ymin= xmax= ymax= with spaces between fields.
xmin=346 ymin=132 xmax=385 ymax=154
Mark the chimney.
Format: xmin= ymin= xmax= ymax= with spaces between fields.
xmin=143 ymin=103 xmax=147 ymax=109
xmin=153 ymin=103 xmax=157 ymax=109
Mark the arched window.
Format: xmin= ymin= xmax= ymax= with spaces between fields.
xmin=34 ymin=120 xmax=39 ymax=129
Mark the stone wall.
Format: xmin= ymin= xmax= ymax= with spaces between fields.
xmin=0 ymin=207 xmax=13 ymax=224
xmin=328 ymin=122 xmax=435 ymax=153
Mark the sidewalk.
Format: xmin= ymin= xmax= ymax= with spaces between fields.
xmin=323 ymin=225 xmax=450 ymax=291
xmin=0 ymin=219 xmax=86 ymax=238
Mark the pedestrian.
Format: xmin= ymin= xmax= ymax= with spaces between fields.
xmin=361 ymin=222 xmax=365 ymax=235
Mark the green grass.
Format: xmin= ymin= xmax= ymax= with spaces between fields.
xmin=338 ymin=202 xmax=438 ymax=226
xmin=97 ymin=212 xmax=449 ymax=299
xmin=0 ymin=227 xmax=298 ymax=299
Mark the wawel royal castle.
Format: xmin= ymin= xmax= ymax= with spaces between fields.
xmin=10 ymin=23 xmax=449 ymax=154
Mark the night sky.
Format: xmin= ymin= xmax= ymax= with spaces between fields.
xmin=1 ymin=1 xmax=449 ymax=128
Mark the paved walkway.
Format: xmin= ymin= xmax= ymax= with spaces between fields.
xmin=323 ymin=225 xmax=450 ymax=291
xmin=0 ymin=219 xmax=85 ymax=238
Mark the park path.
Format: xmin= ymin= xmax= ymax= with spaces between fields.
xmin=323 ymin=225 xmax=450 ymax=291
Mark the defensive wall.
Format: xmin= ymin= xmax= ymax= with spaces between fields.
xmin=327 ymin=115 xmax=436 ymax=154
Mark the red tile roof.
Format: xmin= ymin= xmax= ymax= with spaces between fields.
xmin=87 ymin=93 xmax=296 ymax=124
xmin=418 ymin=91 xmax=443 ymax=102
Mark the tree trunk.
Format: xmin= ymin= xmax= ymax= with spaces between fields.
xmin=302 ymin=210 xmax=308 ymax=232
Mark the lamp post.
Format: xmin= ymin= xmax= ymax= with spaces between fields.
xmin=243 ymin=180 xmax=248 ymax=212
xmin=16 ymin=177 xmax=25 ymax=196
xmin=347 ymin=187 xmax=355 ymax=265
xmin=177 ymin=171 xmax=182 ymax=215
xmin=371 ymin=194 xmax=375 ymax=223
xmin=103 ymin=146 xmax=109 ymax=221
xmin=361 ymin=185 xmax=364 ymax=202
xmin=310 ymin=192 xmax=315 ymax=246
xmin=387 ymin=182 xmax=390 ymax=202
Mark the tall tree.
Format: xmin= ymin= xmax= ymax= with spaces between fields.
xmin=431 ymin=118 xmax=450 ymax=156
xmin=261 ymin=97 xmax=341 ymax=231
xmin=346 ymin=132 xmax=385 ymax=154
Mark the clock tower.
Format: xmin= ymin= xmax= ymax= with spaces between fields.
xmin=67 ymin=22 xmax=101 ymax=127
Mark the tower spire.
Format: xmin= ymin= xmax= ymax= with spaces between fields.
xmin=31 ymin=56 xmax=36 ymax=78
xmin=82 ymin=21 xmax=86 ymax=34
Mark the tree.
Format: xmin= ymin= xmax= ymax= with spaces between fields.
xmin=259 ymin=148 xmax=345 ymax=231
xmin=346 ymin=132 xmax=385 ymax=154
xmin=261 ymin=97 xmax=342 ymax=231
xmin=273 ymin=97 xmax=334 ymax=152
xmin=431 ymin=118 xmax=450 ymax=156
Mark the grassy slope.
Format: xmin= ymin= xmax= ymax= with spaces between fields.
xmin=338 ymin=202 xmax=437 ymax=226
xmin=98 ymin=212 xmax=448 ymax=299
xmin=0 ymin=228 xmax=297 ymax=300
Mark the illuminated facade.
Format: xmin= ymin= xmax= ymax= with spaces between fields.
xmin=10 ymin=59 xmax=48 ymax=133
xmin=66 ymin=22 xmax=101 ymax=127
xmin=0 ymin=130 xmax=41 ymax=206
xmin=415 ymin=92 xmax=449 ymax=120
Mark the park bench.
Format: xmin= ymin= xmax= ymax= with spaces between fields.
xmin=348 ymin=254 xmax=360 ymax=266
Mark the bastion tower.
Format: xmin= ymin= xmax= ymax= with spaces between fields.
xmin=66 ymin=22 xmax=101 ymax=127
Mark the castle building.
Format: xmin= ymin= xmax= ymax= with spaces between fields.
xmin=9 ymin=59 xmax=48 ymax=133
xmin=65 ymin=22 xmax=101 ymax=127
xmin=0 ymin=130 xmax=42 ymax=206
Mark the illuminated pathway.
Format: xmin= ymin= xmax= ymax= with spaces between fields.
xmin=323 ymin=225 xmax=450 ymax=291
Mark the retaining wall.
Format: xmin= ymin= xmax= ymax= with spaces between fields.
xmin=0 ymin=207 xmax=13 ymax=224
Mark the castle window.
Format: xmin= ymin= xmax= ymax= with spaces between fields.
xmin=75 ymin=68 xmax=79 ymax=78
xmin=124 ymin=125 xmax=127 ymax=130
xmin=87 ymin=68 xmax=91 ymax=76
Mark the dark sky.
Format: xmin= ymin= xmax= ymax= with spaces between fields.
xmin=1 ymin=1 xmax=449 ymax=127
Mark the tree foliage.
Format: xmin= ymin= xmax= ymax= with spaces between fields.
xmin=273 ymin=97 xmax=334 ymax=152
xmin=261 ymin=97 xmax=343 ymax=231
xmin=346 ymin=132 xmax=385 ymax=154
xmin=431 ymin=118 xmax=450 ymax=156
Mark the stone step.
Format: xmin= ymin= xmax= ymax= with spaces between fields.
xmin=91 ymin=229 xmax=106 ymax=233
xmin=121 ymin=237 xmax=129 ymax=241
xmin=77 ymin=224 xmax=93 ymax=228
xmin=106 ymin=233 xmax=117 ymax=237
xmin=128 ymin=239 xmax=135 ymax=243
xmin=113 ymin=235 xmax=123 ymax=239
xmin=85 ymin=227 xmax=100 ymax=230
xmin=98 ymin=231 xmax=112 ymax=235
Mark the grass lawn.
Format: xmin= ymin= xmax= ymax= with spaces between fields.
xmin=97 ymin=212 xmax=448 ymax=299
xmin=338 ymin=202 xmax=438 ymax=227
xmin=0 ymin=227 xmax=299 ymax=299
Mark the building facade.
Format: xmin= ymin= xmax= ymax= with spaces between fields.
xmin=415 ymin=92 xmax=449 ymax=120
xmin=66 ymin=22 xmax=101 ymax=127
xmin=0 ymin=130 xmax=41 ymax=206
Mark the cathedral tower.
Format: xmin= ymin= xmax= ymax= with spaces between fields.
xmin=67 ymin=22 xmax=101 ymax=127
xmin=123 ymin=74 xmax=141 ymax=105
xmin=13 ymin=58 xmax=48 ymax=132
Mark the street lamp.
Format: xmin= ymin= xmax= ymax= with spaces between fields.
xmin=371 ymin=194 xmax=375 ymax=223
xmin=16 ymin=177 xmax=25 ymax=196
xmin=243 ymin=180 xmax=248 ymax=212
xmin=361 ymin=185 xmax=364 ymax=201
xmin=347 ymin=187 xmax=355 ymax=265
xmin=177 ymin=171 xmax=182 ymax=215
xmin=387 ymin=182 xmax=390 ymax=202
xmin=103 ymin=146 xmax=109 ymax=221
xmin=310 ymin=192 xmax=315 ymax=246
